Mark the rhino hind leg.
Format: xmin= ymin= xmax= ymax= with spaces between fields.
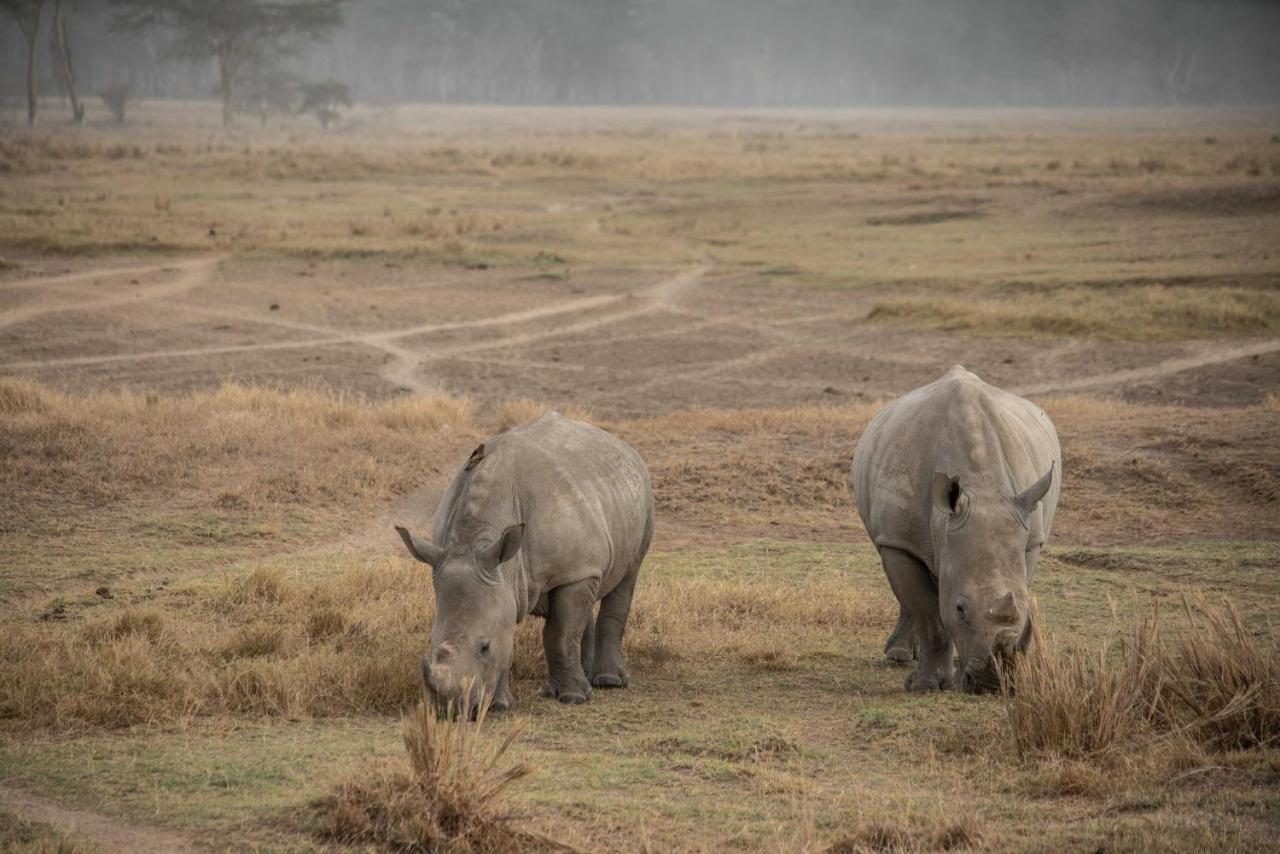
xmin=880 ymin=546 xmax=953 ymax=692
xmin=540 ymin=577 xmax=599 ymax=705
xmin=591 ymin=568 xmax=638 ymax=689
xmin=884 ymin=607 xmax=917 ymax=664
xmin=580 ymin=610 xmax=597 ymax=678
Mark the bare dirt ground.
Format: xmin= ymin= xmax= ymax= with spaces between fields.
xmin=3 ymin=252 xmax=1277 ymax=416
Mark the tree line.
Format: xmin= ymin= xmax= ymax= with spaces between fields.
xmin=3 ymin=0 xmax=1278 ymax=128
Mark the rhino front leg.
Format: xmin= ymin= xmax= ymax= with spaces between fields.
xmin=884 ymin=606 xmax=916 ymax=664
xmin=540 ymin=577 xmax=599 ymax=705
xmin=592 ymin=567 xmax=637 ymax=689
xmin=880 ymin=546 xmax=953 ymax=691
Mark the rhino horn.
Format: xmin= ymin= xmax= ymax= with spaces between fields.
xmin=1015 ymin=463 xmax=1054 ymax=515
xmin=989 ymin=591 xmax=1019 ymax=624
xmin=395 ymin=525 xmax=445 ymax=567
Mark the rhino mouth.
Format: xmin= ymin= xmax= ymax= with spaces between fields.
xmin=422 ymin=661 xmax=479 ymax=720
xmin=958 ymin=659 xmax=1004 ymax=694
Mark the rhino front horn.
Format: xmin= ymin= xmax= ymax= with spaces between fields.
xmin=989 ymin=591 xmax=1019 ymax=624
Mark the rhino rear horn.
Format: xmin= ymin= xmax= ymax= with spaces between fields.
xmin=395 ymin=525 xmax=445 ymax=567
xmin=1015 ymin=464 xmax=1054 ymax=515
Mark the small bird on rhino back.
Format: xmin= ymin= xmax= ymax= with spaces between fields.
xmin=396 ymin=411 xmax=654 ymax=717
xmin=850 ymin=366 xmax=1062 ymax=694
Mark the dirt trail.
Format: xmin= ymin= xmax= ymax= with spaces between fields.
xmin=0 ymin=784 xmax=207 ymax=854
xmin=1015 ymin=339 xmax=1280 ymax=397
xmin=1 ymin=260 xmax=713 ymax=396
xmin=0 ymin=256 xmax=223 ymax=331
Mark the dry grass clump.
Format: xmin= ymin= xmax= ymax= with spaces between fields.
xmin=0 ymin=809 xmax=92 ymax=854
xmin=1161 ymin=596 xmax=1280 ymax=750
xmin=826 ymin=814 xmax=982 ymax=852
xmin=315 ymin=700 xmax=535 ymax=853
xmin=1003 ymin=594 xmax=1279 ymax=777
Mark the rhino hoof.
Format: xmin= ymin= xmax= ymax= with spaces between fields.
xmin=904 ymin=670 xmax=951 ymax=692
xmin=591 ymin=673 xmax=627 ymax=689
xmin=885 ymin=646 xmax=914 ymax=665
xmin=558 ymin=692 xmax=589 ymax=705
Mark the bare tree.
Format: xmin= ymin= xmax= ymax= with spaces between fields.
xmin=50 ymin=0 xmax=83 ymax=123
xmin=111 ymin=0 xmax=343 ymax=127
xmin=1 ymin=0 xmax=47 ymax=127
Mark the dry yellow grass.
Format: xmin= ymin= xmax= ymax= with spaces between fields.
xmin=315 ymin=701 xmax=536 ymax=852
xmin=0 ymin=378 xmax=471 ymax=515
xmin=867 ymin=285 xmax=1280 ymax=340
xmin=494 ymin=398 xmax=594 ymax=432
xmin=1002 ymin=594 xmax=1279 ymax=785
xmin=0 ymin=558 xmax=887 ymax=730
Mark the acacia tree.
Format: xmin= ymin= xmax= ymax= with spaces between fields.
xmin=1 ymin=0 xmax=47 ymax=127
xmin=50 ymin=0 xmax=83 ymax=123
xmin=111 ymin=0 xmax=343 ymax=127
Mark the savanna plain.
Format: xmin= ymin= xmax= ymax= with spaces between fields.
xmin=1 ymin=103 xmax=1278 ymax=852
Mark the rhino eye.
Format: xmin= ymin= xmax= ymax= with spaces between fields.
xmin=478 ymin=640 xmax=491 ymax=657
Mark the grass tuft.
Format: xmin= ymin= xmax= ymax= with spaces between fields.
xmin=315 ymin=700 xmax=535 ymax=852
xmin=1002 ymin=594 xmax=1279 ymax=772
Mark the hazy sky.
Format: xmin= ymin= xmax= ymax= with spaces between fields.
xmin=4 ymin=0 xmax=1279 ymax=109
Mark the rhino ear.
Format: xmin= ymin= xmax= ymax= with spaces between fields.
xmin=395 ymin=525 xmax=445 ymax=568
xmin=1015 ymin=464 xmax=1054 ymax=515
xmin=478 ymin=523 xmax=525 ymax=571
xmin=931 ymin=472 xmax=962 ymax=516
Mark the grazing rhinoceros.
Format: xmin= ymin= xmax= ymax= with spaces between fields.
xmin=851 ymin=366 xmax=1061 ymax=693
xmin=396 ymin=412 xmax=653 ymax=716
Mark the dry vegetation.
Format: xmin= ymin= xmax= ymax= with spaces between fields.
xmin=867 ymin=283 xmax=1280 ymax=340
xmin=316 ymin=702 xmax=537 ymax=852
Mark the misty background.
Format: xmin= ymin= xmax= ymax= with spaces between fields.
xmin=4 ymin=0 xmax=1280 ymax=113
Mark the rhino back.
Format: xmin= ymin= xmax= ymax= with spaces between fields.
xmin=474 ymin=413 xmax=653 ymax=598
xmin=852 ymin=367 xmax=1061 ymax=568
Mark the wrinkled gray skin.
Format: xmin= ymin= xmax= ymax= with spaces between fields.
xmin=851 ymin=366 xmax=1061 ymax=693
xmin=396 ymin=412 xmax=654 ymax=717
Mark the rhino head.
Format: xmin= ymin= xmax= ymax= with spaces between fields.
xmin=395 ymin=522 xmax=525 ymax=718
xmin=930 ymin=464 xmax=1054 ymax=693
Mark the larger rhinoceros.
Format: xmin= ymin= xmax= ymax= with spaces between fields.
xmin=851 ymin=366 xmax=1061 ymax=693
xmin=396 ymin=412 xmax=653 ymax=716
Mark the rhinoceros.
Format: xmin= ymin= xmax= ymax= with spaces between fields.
xmin=395 ymin=412 xmax=654 ymax=715
xmin=851 ymin=366 xmax=1061 ymax=693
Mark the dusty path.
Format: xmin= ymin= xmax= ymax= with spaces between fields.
xmin=0 ymin=784 xmax=207 ymax=854
xmin=2 ymin=254 xmax=1276 ymax=412
xmin=0 ymin=256 xmax=223 ymax=331
xmin=0 ymin=260 xmax=712 ymax=398
xmin=1014 ymin=339 xmax=1280 ymax=397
